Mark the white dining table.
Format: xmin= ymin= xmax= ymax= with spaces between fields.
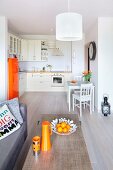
xmin=67 ymin=81 xmax=95 ymax=112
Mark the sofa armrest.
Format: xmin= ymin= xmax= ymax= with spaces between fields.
xmin=19 ymin=103 xmax=27 ymax=122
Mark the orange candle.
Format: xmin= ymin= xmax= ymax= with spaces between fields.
xmin=32 ymin=136 xmax=40 ymax=156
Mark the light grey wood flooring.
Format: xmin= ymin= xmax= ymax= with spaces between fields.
xmin=19 ymin=92 xmax=113 ymax=170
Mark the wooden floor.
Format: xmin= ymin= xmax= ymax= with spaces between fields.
xmin=19 ymin=92 xmax=113 ymax=170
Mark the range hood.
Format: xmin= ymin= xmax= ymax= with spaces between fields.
xmin=48 ymin=41 xmax=64 ymax=56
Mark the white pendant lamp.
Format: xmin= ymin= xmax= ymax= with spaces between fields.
xmin=56 ymin=0 xmax=82 ymax=41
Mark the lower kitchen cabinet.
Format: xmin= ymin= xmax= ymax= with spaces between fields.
xmin=19 ymin=73 xmax=27 ymax=96
xmin=19 ymin=72 xmax=72 ymax=93
xmin=26 ymin=73 xmax=52 ymax=91
xmin=26 ymin=73 xmax=72 ymax=92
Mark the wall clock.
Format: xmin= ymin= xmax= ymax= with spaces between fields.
xmin=89 ymin=41 xmax=96 ymax=60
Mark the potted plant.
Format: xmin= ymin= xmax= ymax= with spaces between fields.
xmin=82 ymin=70 xmax=92 ymax=82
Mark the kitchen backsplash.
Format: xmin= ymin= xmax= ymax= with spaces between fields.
xmin=19 ymin=53 xmax=72 ymax=72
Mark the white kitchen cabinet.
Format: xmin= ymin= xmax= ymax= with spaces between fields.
xmin=9 ymin=34 xmax=14 ymax=54
xmin=9 ymin=34 xmax=16 ymax=55
xmin=19 ymin=73 xmax=27 ymax=96
xmin=13 ymin=36 xmax=17 ymax=54
xmin=9 ymin=34 xmax=18 ymax=55
xmin=8 ymin=34 xmax=22 ymax=59
xmin=27 ymin=73 xmax=40 ymax=91
xmin=35 ymin=40 xmax=41 ymax=61
xmin=39 ymin=74 xmax=52 ymax=91
xmin=26 ymin=73 xmax=73 ymax=92
xmin=26 ymin=73 xmax=52 ymax=91
xmin=21 ymin=39 xmax=28 ymax=61
xmin=28 ymin=40 xmax=34 ymax=61
xmin=27 ymin=40 xmax=41 ymax=61
xmin=17 ymin=38 xmax=21 ymax=60
xmin=17 ymin=39 xmax=21 ymax=56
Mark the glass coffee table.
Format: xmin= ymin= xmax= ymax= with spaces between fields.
xmin=22 ymin=114 xmax=92 ymax=170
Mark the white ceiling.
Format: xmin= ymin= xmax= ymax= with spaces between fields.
xmin=0 ymin=0 xmax=113 ymax=35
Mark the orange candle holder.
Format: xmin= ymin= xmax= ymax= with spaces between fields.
xmin=32 ymin=136 xmax=40 ymax=156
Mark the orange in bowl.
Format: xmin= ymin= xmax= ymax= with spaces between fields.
xmin=61 ymin=122 xmax=67 ymax=129
xmin=62 ymin=127 xmax=68 ymax=133
xmin=57 ymin=127 xmax=63 ymax=133
xmin=56 ymin=123 xmax=61 ymax=128
xmin=56 ymin=121 xmax=72 ymax=134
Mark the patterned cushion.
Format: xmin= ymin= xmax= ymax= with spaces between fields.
xmin=0 ymin=104 xmax=21 ymax=140
xmin=0 ymin=98 xmax=23 ymax=124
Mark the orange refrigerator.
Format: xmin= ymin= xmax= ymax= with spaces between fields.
xmin=8 ymin=58 xmax=19 ymax=99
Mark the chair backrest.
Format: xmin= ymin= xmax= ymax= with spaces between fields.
xmin=75 ymin=75 xmax=82 ymax=81
xmin=80 ymin=83 xmax=93 ymax=101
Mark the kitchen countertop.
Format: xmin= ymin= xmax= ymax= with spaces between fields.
xmin=19 ymin=71 xmax=72 ymax=74
xmin=19 ymin=72 xmax=27 ymax=74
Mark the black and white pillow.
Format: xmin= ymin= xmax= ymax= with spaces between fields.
xmin=0 ymin=104 xmax=21 ymax=140
xmin=0 ymin=98 xmax=23 ymax=124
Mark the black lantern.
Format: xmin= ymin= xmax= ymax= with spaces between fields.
xmin=101 ymin=95 xmax=111 ymax=116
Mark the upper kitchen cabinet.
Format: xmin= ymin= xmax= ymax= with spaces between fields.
xmin=34 ymin=40 xmax=41 ymax=61
xmin=21 ymin=39 xmax=28 ymax=61
xmin=17 ymin=38 xmax=21 ymax=59
xmin=9 ymin=34 xmax=18 ymax=55
xmin=9 ymin=34 xmax=14 ymax=55
xmin=27 ymin=40 xmax=41 ymax=61
xmin=8 ymin=33 xmax=22 ymax=60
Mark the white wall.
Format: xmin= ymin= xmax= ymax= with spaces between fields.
xmin=85 ymin=21 xmax=98 ymax=109
xmin=0 ymin=17 xmax=8 ymax=101
xmin=72 ymin=38 xmax=85 ymax=77
xmin=98 ymin=17 xmax=113 ymax=111
xmin=85 ymin=17 xmax=113 ymax=112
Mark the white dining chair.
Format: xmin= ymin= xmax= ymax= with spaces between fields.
xmin=72 ymin=83 xmax=93 ymax=117
xmin=73 ymin=75 xmax=83 ymax=94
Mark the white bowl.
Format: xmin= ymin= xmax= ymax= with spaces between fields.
xmin=51 ymin=118 xmax=77 ymax=135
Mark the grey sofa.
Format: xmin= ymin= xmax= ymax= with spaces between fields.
xmin=0 ymin=103 xmax=27 ymax=170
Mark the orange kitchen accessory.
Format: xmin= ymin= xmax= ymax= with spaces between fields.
xmin=41 ymin=121 xmax=52 ymax=151
xmin=32 ymin=136 xmax=40 ymax=156
xmin=8 ymin=58 xmax=19 ymax=99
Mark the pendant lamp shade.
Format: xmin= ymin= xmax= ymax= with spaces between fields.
xmin=56 ymin=12 xmax=82 ymax=41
